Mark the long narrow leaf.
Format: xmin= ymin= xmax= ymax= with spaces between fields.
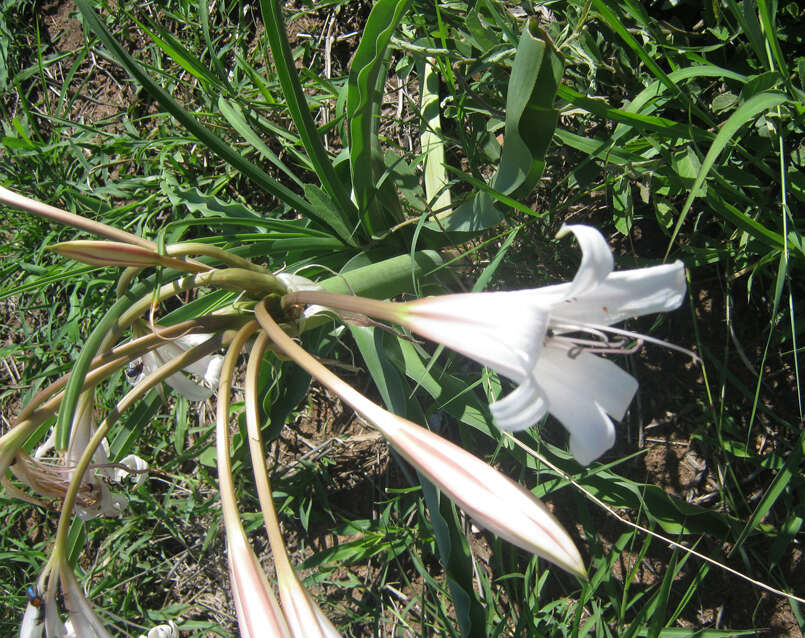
xmin=259 ymin=0 xmax=359 ymax=244
xmin=666 ymin=91 xmax=788 ymax=255
xmin=347 ymin=0 xmax=412 ymax=235
xmin=75 ymin=0 xmax=320 ymax=224
xmin=435 ymin=22 xmax=562 ymax=232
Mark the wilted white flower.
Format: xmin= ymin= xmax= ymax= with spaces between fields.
xmin=126 ymin=331 xmax=224 ymax=402
xmin=15 ymin=396 xmax=148 ymax=519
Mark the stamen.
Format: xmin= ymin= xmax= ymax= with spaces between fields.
xmin=550 ymin=321 xmax=701 ymax=363
xmin=554 ymin=335 xmax=642 ymax=359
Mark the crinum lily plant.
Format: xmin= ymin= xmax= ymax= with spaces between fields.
xmin=2 ymin=185 xmax=688 ymax=636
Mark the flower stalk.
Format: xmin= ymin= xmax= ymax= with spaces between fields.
xmin=216 ymin=322 xmax=291 ymax=638
xmin=245 ymin=333 xmax=341 ymax=638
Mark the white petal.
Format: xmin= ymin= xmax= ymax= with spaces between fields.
xmin=490 ymin=373 xmax=549 ymax=432
xmin=403 ymin=292 xmax=550 ymax=383
xmin=145 ymin=622 xmax=178 ymax=638
xmin=19 ymin=603 xmax=44 ymax=638
xmin=535 ymin=346 xmax=638 ymax=464
xmin=144 ymin=350 xmax=212 ymax=401
xmin=163 ymin=372 xmax=213 ymax=401
xmin=107 ymin=454 xmax=149 ymax=487
xmin=557 ymin=224 xmax=614 ymax=299
xmin=77 ymin=483 xmax=128 ymax=520
xmin=170 ymin=335 xmax=216 ymax=378
xmin=33 ymin=428 xmax=56 ymax=460
xmin=550 ymin=261 xmax=686 ymax=326
xmin=202 ymin=355 xmax=224 ymax=387
xmin=539 ymin=347 xmax=638 ymax=420
xmin=143 ymin=342 xmax=216 ymax=402
xmin=567 ymin=405 xmax=616 ymax=466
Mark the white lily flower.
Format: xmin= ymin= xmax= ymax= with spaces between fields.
xmin=137 ymin=621 xmax=178 ymax=638
xmin=127 ymin=329 xmax=224 ymax=402
xmin=485 ymin=225 xmax=686 ymax=464
xmin=282 ymin=224 xmax=687 ymax=465
xmin=255 ymin=302 xmax=587 ymax=578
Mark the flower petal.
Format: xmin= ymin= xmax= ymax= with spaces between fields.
xmin=146 ymin=622 xmax=178 ymax=638
xmin=535 ymin=346 xmax=638 ymax=463
xmin=77 ymin=483 xmax=128 ymax=520
xmin=138 ymin=622 xmax=179 ymax=638
xmin=143 ymin=349 xmax=213 ymax=402
xmin=539 ymin=347 xmax=639 ymax=420
xmin=59 ymin=561 xmax=113 ymax=637
xmin=550 ymin=261 xmax=686 ymax=326
xmin=19 ymin=602 xmax=44 ymax=638
xmin=557 ymin=224 xmax=614 ymax=300
xmin=567 ymin=405 xmax=616 ymax=466
xmin=402 ymin=292 xmax=550 ymax=383
xmin=489 ymin=373 xmax=549 ymax=432
xmin=107 ymin=454 xmax=149 ymax=487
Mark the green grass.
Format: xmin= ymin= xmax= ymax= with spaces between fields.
xmin=1 ymin=0 xmax=803 ymax=636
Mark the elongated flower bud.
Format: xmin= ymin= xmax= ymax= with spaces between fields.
xmin=49 ymin=240 xmax=209 ymax=272
xmin=255 ymin=301 xmax=586 ymax=578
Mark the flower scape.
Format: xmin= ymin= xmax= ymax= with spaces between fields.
xmin=2 ymin=187 xmax=688 ymax=636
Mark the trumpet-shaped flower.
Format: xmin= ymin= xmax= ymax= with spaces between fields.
xmin=483 ymin=225 xmax=686 ymax=463
xmin=127 ymin=327 xmax=224 ymax=402
xmin=282 ymin=225 xmax=687 ymax=465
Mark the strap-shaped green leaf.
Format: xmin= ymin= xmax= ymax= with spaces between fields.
xmin=347 ymin=0 xmax=412 ymax=236
xmin=218 ymin=97 xmax=305 ymax=190
xmin=437 ymin=21 xmax=563 ymax=232
xmin=75 ymin=0 xmax=318 ymax=223
xmin=666 ymin=91 xmax=788 ymax=256
xmin=259 ymin=0 xmax=358 ymax=242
